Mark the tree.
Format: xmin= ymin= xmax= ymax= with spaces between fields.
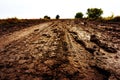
xmin=75 ymin=12 xmax=83 ymax=18
xmin=44 ymin=15 xmax=50 ymax=19
xmin=86 ymin=8 xmax=103 ymax=19
xmin=56 ymin=15 xmax=60 ymax=19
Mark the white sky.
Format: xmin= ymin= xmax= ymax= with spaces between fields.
xmin=0 ymin=0 xmax=120 ymax=19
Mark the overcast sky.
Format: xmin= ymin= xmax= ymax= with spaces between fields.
xmin=0 ymin=0 xmax=120 ymax=19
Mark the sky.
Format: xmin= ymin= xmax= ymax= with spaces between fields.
xmin=0 ymin=0 xmax=120 ymax=19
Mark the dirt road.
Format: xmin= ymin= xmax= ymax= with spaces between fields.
xmin=0 ymin=22 xmax=52 ymax=49
xmin=0 ymin=20 xmax=120 ymax=80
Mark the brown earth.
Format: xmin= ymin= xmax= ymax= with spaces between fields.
xmin=0 ymin=19 xmax=51 ymax=36
xmin=0 ymin=19 xmax=120 ymax=80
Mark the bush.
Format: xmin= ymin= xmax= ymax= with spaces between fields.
xmin=44 ymin=15 xmax=51 ymax=19
xmin=111 ymin=16 xmax=120 ymax=22
xmin=56 ymin=15 xmax=60 ymax=19
xmin=86 ymin=8 xmax=103 ymax=19
xmin=75 ymin=12 xmax=83 ymax=18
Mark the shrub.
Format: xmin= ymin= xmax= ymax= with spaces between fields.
xmin=56 ymin=15 xmax=60 ymax=19
xmin=44 ymin=15 xmax=51 ymax=19
xmin=111 ymin=16 xmax=120 ymax=22
xmin=86 ymin=8 xmax=103 ymax=19
xmin=75 ymin=12 xmax=83 ymax=18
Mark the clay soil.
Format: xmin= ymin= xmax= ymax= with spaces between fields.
xmin=0 ymin=19 xmax=120 ymax=80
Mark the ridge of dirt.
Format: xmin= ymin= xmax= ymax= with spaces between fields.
xmin=0 ymin=20 xmax=120 ymax=80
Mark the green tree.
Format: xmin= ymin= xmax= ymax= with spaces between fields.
xmin=56 ymin=15 xmax=60 ymax=19
xmin=86 ymin=8 xmax=103 ymax=19
xmin=75 ymin=12 xmax=83 ymax=18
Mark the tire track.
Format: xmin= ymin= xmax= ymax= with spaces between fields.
xmin=0 ymin=22 xmax=54 ymax=50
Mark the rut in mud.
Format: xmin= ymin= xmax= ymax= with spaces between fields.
xmin=0 ymin=20 xmax=120 ymax=80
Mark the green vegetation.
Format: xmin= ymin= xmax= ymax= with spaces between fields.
xmin=86 ymin=8 xmax=103 ymax=19
xmin=56 ymin=15 xmax=60 ymax=19
xmin=74 ymin=8 xmax=120 ymax=21
xmin=75 ymin=12 xmax=83 ymax=19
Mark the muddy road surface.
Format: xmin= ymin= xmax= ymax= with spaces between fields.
xmin=0 ymin=20 xmax=120 ymax=80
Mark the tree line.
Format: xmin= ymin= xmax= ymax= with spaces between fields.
xmin=44 ymin=8 xmax=103 ymax=19
xmin=44 ymin=8 xmax=120 ymax=21
xmin=75 ymin=8 xmax=103 ymax=19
